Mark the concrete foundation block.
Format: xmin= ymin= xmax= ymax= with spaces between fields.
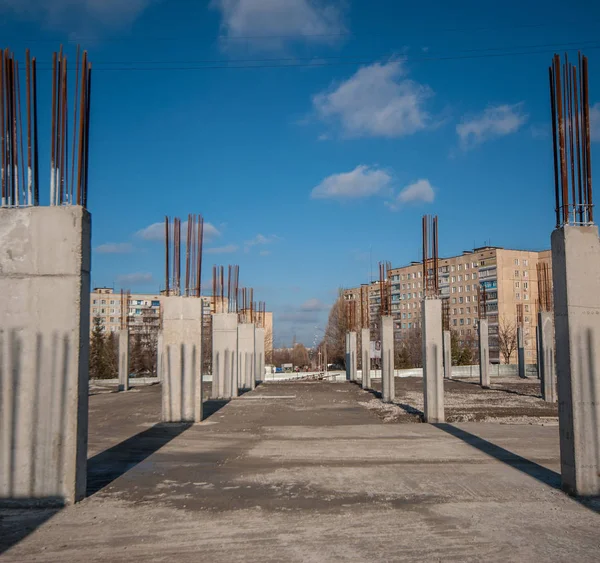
xmin=538 ymin=311 xmax=556 ymax=403
xmin=361 ymin=328 xmax=371 ymax=389
xmin=517 ymin=326 xmax=526 ymax=378
xmin=0 ymin=206 xmax=91 ymax=505
xmin=551 ymin=225 xmax=600 ymax=496
xmin=478 ymin=319 xmax=490 ymax=389
xmin=443 ymin=330 xmax=452 ymax=379
xmin=238 ymin=323 xmax=255 ymax=390
xmin=118 ymin=329 xmax=130 ymax=392
xmin=422 ymin=299 xmax=444 ymax=423
xmin=161 ymin=297 xmax=203 ymax=423
xmin=380 ymin=316 xmax=394 ymax=403
xmin=255 ymin=327 xmax=265 ymax=385
xmin=212 ymin=313 xmax=238 ymax=399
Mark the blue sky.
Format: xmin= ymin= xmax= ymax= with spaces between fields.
xmin=2 ymin=0 xmax=599 ymax=346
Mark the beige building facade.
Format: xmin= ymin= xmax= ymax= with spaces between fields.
xmin=343 ymin=246 xmax=552 ymax=364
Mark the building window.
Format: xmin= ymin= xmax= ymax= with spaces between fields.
xmin=514 ymin=258 xmax=519 ymax=265
xmin=101 ymin=308 xmax=106 ymax=314
xmin=525 ymin=305 xmax=529 ymax=312
xmin=452 ymin=298 xmax=456 ymax=304
xmin=451 ymin=266 xmax=455 ymax=272
xmin=472 ymin=273 xmax=477 ymax=280
xmin=516 ymin=293 xmax=520 ymax=300
xmin=465 ymin=263 xmax=470 ymax=269
xmin=466 ymin=307 xmax=471 ymax=313
xmin=523 ymin=282 xmax=528 ymax=289
xmin=458 ymin=264 xmax=462 ymax=271
xmin=458 ymin=286 xmax=463 ymax=293
xmin=523 ymin=259 xmax=528 ymax=266
xmin=92 ymin=308 xmax=97 ymax=314
xmin=402 ymin=323 xmax=406 ymax=329
xmin=402 ymin=313 xmax=406 ymax=319
xmin=459 ymin=297 xmax=463 ymax=304
xmin=466 ymin=296 xmax=471 ymax=303
xmin=514 ymin=270 xmax=520 ymax=277
xmin=458 ymin=275 xmax=462 ymax=282
xmin=460 ymin=318 xmax=464 ymax=325
xmin=453 ymin=319 xmax=457 ymax=326
xmin=474 ymin=305 xmax=478 ymax=313
xmin=524 ymin=293 xmax=529 ymax=300
xmin=460 ymin=308 xmax=464 ymax=314
xmin=408 ymin=323 xmax=412 ymax=329
xmin=467 ymin=318 xmax=471 ymax=325
xmin=523 ymin=271 xmax=528 ymax=278
xmin=92 ymin=299 xmax=97 ymax=305
xmin=515 ymin=281 xmax=520 ymax=288
xmin=453 ymin=308 xmax=457 ymax=314
xmin=101 ymin=300 xmax=106 ymax=305
xmin=452 ymin=287 xmax=456 ymax=293
xmin=417 ymin=272 xmax=422 ymax=278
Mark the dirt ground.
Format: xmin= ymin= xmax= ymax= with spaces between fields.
xmin=363 ymin=376 xmax=558 ymax=424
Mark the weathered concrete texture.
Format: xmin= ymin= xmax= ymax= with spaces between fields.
xmin=443 ymin=330 xmax=452 ymax=380
xmin=538 ymin=311 xmax=556 ymax=403
xmin=254 ymin=327 xmax=265 ymax=385
xmin=517 ymin=327 xmax=526 ymax=379
xmin=156 ymin=331 xmax=164 ymax=383
xmin=479 ymin=319 xmax=490 ymax=389
xmin=361 ymin=328 xmax=371 ymax=389
xmin=551 ymin=225 xmax=600 ymax=496
xmin=380 ymin=316 xmax=394 ymax=403
xmin=0 ymin=206 xmax=91 ymax=505
xmin=238 ymin=323 xmax=255 ymax=391
xmin=345 ymin=332 xmax=350 ymax=381
xmin=118 ymin=330 xmax=129 ymax=392
xmin=161 ymin=297 xmax=203 ymax=423
xmin=422 ymin=299 xmax=444 ymax=423
xmin=1 ymin=383 xmax=598 ymax=562
xmin=348 ymin=331 xmax=357 ymax=382
xmin=536 ymin=325 xmax=542 ymax=380
xmin=212 ymin=313 xmax=238 ymax=399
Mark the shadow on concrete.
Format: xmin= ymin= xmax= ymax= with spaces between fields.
xmin=0 ymin=507 xmax=62 ymax=555
xmin=452 ymin=377 xmax=541 ymax=399
xmin=434 ymin=423 xmax=600 ymax=514
xmin=86 ymin=422 xmax=192 ymax=497
xmin=203 ymin=399 xmax=230 ymax=420
xmin=397 ymin=403 xmax=425 ymax=420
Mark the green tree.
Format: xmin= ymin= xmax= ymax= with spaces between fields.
xmin=105 ymin=331 xmax=119 ymax=378
xmin=89 ymin=316 xmax=111 ymax=379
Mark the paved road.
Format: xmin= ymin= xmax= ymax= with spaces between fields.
xmin=1 ymin=381 xmax=599 ymax=561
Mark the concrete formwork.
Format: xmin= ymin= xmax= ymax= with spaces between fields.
xmin=443 ymin=330 xmax=452 ymax=380
xmin=161 ymin=297 xmax=203 ymax=423
xmin=478 ymin=319 xmax=490 ymax=389
xmin=538 ymin=311 xmax=556 ymax=403
xmin=422 ymin=299 xmax=444 ymax=423
xmin=517 ymin=327 xmax=526 ymax=379
xmin=255 ymin=327 xmax=265 ymax=385
xmin=380 ymin=316 xmax=394 ymax=403
xmin=551 ymin=225 xmax=600 ymax=496
xmin=118 ymin=329 xmax=130 ymax=392
xmin=238 ymin=323 xmax=255 ymax=391
xmin=212 ymin=313 xmax=238 ymax=399
xmin=0 ymin=207 xmax=91 ymax=505
xmin=361 ymin=328 xmax=371 ymax=389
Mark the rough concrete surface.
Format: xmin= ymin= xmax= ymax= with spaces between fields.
xmin=1 ymin=381 xmax=598 ymax=562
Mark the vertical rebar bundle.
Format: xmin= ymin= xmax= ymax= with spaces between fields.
xmin=549 ymin=52 xmax=594 ymax=226
xmin=345 ymin=300 xmax=357 ymax=331
xmin=120 ymin=289 xmax=131 ymax=330
xmin=442 ymin=298 xmax=450 ymax=331
xmin=165 ymin=215 xmax=205 ymax=297
xmin=360 ymin=285 xmax=368 ymax=329
xmin=516 ymin=303 xmax=524 ymax=327
xmin=378 ymin=261 xmax=391 ymax=316
xmin=422 ymin=215 xmax=439 ymax=297
xmin=212 ymin=264 xmax=239 ymax=313
xmin=537 ymin=262 xmax=553 ymax=312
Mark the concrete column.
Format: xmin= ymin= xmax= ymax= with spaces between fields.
xmin=478 ymin=319 xmax=490 ymax=388
xmin=345 ymin=332 xmax=351 ymax=381
xmin=551 ymin=225 xmax=600 ymax=496
xmin=422 ymin=299 xmax=444 ymax=423
xmin=156 ymin=331 xmax=164 ymax=383
xmin=538 ymin=311 xmax=556 ymax=403
xmin=517 ymin=326 xmax=526 ymax=378
xmin=212 ymin=312 xmax=238 ymax=399
xmin=380 ymin=316 xmax=394 ymax=403
xmin=161 ymin=297 xmax=203 ymax=423
xmin=238 ymin=323 xmax=255 ymax=391
xmin=443 ymin=330 xmax=452 ymax=380
xmin=535 ymin=325 xmax=541 ymax=380
xmin=0 ymin=207 xmax=90 ymax=505
xmin=118 ymin=329 xmax=130 ymax=392
xmin=361 ymin=328 xmax=371 ymax=389
xmin=255 ymin=327 xmax=265 ymax=386
xmin=348 ymin=331 xmax=357 ymax=382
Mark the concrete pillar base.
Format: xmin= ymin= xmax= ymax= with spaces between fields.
xmin=478 ymin=319 xmax=490 ymax=389
xmin=422 ymin=299 xmax=444 ymax=423
xmin=212 ymin=313 xmax=238 ymax=399
xmin=538 ymin=311 xmax=556 ymax=403
xmin=361 ymin=328 xmax=371 ymax=389
xmin=118 ymin=329 xmax=130 ymax=392
xmin=443 ymin=330 xmax=452 ymax=379
xmin=551 ymin=225 xmax=600 ymax=496
xmin=517 ymin=326 xmax=526 ymax=379
xmin=238 ymin=323 xmax=255 ymax=391
xmin=380 ymin=317 xmax=394 ymax=403
xmin=348 ymin=331 xmax=357 ymax=383
xmin=255 ymin=327 xmax=265 ymax=386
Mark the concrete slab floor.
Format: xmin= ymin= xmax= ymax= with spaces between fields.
xmin=1 ymin=381 xmax=599 ymax=562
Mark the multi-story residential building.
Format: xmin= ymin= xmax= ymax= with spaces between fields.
xmin=343 ymin=246 xmax=552 ymax=364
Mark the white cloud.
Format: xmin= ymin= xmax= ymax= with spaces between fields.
xmin=116 ymin=272 xmax=154 ymax=285
xmin=312 ymin=61 xmax=433 ymax=139
xmin=135 ymin=221 xmax=220 ymax=242
xmin=311 ymin=165 xmax=392 ymax=200
xmin=0 ymin=0 xmax=157 ymax=33
xmin=95 ymin=242 xmax=134 ymax=254
xmin=244 ymin=233 xmax=280 ymax=252
xmin=591 ymin=102 xmax=600 ymax=142
xmin=210 ymin=0 xmax=345 ymax=50
xmin=205 ymin=244 xmax=239 ymax=254
xmin=300 ymin=298 xmax=328 ymax=312
xmin=457 ymin=103 xmax=528 ymax=149
xmin=398 ymin=179 xmax=435 ymax=204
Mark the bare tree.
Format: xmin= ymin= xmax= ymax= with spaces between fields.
xmin=292 ymin=343 xmax=310 ymax=368
xmin=322 ymin=290 xmax=349 ymax=366
xmin=264 ymin=327 xmax=274 ymax=364
xmin=498 ymin=317 xmax=518 ymax=364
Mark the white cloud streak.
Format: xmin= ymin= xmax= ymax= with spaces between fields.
xmin=311 ymin=165 xmax=392 ymax=200
xmin=210 ymin=0 xmax=345 ymax=51
xmin=135 ymin=221 xmax=220 ymax=242
xmin=312 ymin=61 xmax=433 ymax=139
xmin=95 ymin=242 xmax=134 ymax=254
xmin=205 ymin=244 xmax=239 ymax=254
xmin=457 ymin=103 xmax=528 ymax=149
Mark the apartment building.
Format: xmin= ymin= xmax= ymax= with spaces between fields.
xmin=343 ymin=246 xmax=552 ymax=364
